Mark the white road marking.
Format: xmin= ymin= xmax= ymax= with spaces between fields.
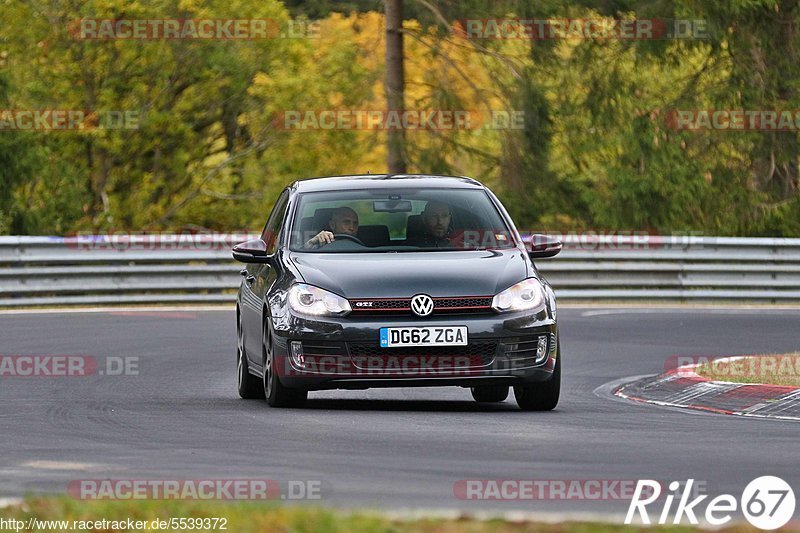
xmin=0 ymin=305 xmax=231 ymax=315
xmin=22 ymin=461 xmax=98 ymax=471
xmin=580 ymin=307 xmax=800 ymax=317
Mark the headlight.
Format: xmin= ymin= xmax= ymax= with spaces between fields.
xmin=288 ymin=283 xmax=351 ymax=317
xmin=492 ymin=278 xmax=545 ymax=313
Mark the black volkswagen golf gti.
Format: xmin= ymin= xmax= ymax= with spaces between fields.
xmin=233 ymin=175 xmax=562 ymax=410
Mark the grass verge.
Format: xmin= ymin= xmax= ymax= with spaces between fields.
xmin=0 ymin=497 xmax=750 ymax=532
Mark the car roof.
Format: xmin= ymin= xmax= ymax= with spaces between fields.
xmin=290 ymin=174 xmax=485 ymax=193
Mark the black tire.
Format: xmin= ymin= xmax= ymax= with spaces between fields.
xmin=470 ymin=385 xmax=509 ymax=403
xmin=237 ymin=312 xmax=264 ymax=399
xmin=514 ymin=345 xmax=561 ymax=411
xmin=263 ymin=319 xmax=307 ymax=408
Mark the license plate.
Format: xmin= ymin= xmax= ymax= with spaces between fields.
xmin=379 ymin=326 xmax=468 ymax=348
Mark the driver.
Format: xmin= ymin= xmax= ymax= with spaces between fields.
xmin=305 ymin=206 xmax=359 ymax=248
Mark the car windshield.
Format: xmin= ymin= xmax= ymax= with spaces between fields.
xmin=288 ymin=188 xmax=516 ymax=253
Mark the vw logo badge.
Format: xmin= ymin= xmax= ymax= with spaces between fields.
xmin=410 ymin=294 xmax=434 ymax=317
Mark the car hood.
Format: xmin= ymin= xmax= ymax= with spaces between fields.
xmin=288 ymin=249 xmax=531 ymax=298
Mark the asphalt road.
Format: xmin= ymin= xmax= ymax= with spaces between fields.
xmin=1 ymin=307 xmax=799 ymax=518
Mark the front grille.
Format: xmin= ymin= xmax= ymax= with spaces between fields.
xmin=434 ymin=297 xmax=493 ymax=308
xmin=349 ymin=296 xmax=494 ymax=315
xmin=347 ymin=341 xmax=497 ymax=370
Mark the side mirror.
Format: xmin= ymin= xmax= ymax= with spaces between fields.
xmin=232 ymin=239 xmax=274 ymax=264
xmin=528 ymin=234 xmax=562 ymax=259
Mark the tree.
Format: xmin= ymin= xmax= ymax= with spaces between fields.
xmin=385 ymin=0 xmax=407 ymax=173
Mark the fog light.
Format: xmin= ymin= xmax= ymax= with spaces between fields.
xmin=290 ymin=341 xmax=305 ymax=367
xmin=535 ymin=335 xmax=548 ymax=363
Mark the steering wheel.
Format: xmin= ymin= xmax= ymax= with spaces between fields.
xmin=333 ymin=233 xmax=365 ymax=246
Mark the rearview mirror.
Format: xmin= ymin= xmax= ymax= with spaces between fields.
xmin=232 ymin=239 xmax=273 ymax=264
xmin=373 ymin=200 xmax=412 ymax=212
xmin=528 ymin=234 xmax=563 ymax=259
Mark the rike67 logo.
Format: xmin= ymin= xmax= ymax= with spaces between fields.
xmin=626 ymin=476 xmax=796 ymax=529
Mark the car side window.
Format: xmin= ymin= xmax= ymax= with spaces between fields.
xmin=261 ymin=190 xmax=290 ymax=254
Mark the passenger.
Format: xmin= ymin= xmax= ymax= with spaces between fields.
xmin=408 ymin=200 xmax=452 ymax=247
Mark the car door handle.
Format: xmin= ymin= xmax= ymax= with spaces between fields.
xmin=239 ymin=268 xmax=248 ymax=276
xmin=245 ymin=275 xmax=256 ymax=284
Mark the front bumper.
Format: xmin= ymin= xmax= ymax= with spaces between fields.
xmin=270 ymin=309 xmax=558 ymax=391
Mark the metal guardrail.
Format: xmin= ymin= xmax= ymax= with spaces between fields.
xmin=1 ymin=234 xmax=800 ymax=306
